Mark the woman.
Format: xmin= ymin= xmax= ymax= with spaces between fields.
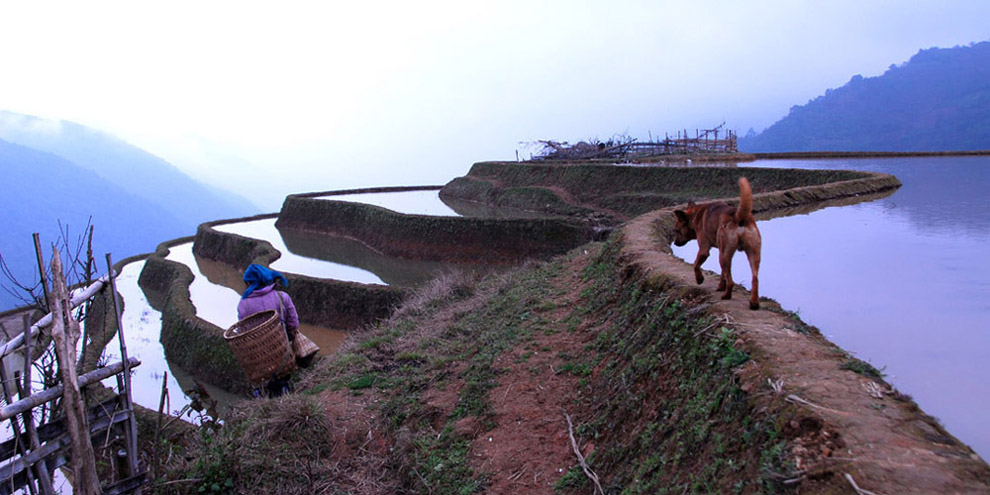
xmin=237 ymin=264 xmax=299 ymax=342
xmin=236 ymin=264 xmax=299 ymax=396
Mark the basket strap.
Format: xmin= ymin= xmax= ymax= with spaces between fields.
xmin=273 ymin=291 xmax=296 ymax=375
xmin=274 ymin=290 xmax=285 ymax=324
xmin=274 ymin=344 xmax=294 ymax=377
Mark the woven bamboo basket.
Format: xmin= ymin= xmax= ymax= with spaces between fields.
xmin=292 ymin=333 xmax=320 ymax=361
xmin=224 ymin=310 xmax=297 ymax=384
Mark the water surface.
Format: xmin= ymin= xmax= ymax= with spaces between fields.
xmin=164 ymin=242 xmax=349 ymax=354
xmin=101 ymin=260 xmax=241 ymax=416
xmin=672 ymin=156 xmax=990 ymax=459
xmin=214 ymin=218 xmax=385 ymax=285
xmin=321 ymin=189 xmax=459 ymax=216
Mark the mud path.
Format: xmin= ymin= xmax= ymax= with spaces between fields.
xmin=464 ymin=250 xmax=600 ymax=494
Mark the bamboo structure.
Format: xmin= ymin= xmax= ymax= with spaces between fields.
xmin=0 ymin=242 xmax=145 ymax=495
xmin=534 ymin=123 xmax=738 ymax=161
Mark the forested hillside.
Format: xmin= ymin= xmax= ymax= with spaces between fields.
xmin=740 ymin=41 xmax=990 ymax=152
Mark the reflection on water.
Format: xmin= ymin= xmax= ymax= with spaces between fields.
xmin=672 ymin=156 xmax=990 ymax=459
xmin=323 ymin=189 xmax=460 ymax=216
xmin=439 ymin=195 xmax=554 ymax=219
xmin=102 ymin=261 xmax=241 ymax=416
xmin=220 ymin=217 xmax=495 ymax=288
xmin=214 ymin=219 xmax=385 ymax=285
xmin=752 ymin=156 xmax=990 ymax=236
xmin=278 ymin=225 xmax=496 ymax=287
xmin=165 ymin=242 xmax=348 ymax=356
xmin=166 ymin=243 xmax=242 ymax=329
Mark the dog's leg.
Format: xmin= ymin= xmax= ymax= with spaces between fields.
xmin=746 ymin=248 xmax=761 ymax=310
xmin=693 ymin=246 xmax=710 ymax=285
xmin=718 ymin=248 xmax=734 ymax=300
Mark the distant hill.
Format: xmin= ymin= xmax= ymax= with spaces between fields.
xmin=0 ymin=111 xmax=260 ymax=224
xmin=739 ymin=41 xmax=990 ymax=152
xmin=0 ymin=138 xmax=193 ymax=310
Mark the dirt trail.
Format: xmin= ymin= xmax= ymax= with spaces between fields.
xmin=464 ymin=250 xmax=600 ymax=494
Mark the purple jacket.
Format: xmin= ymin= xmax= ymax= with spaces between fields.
xmin=236 ymin=285 xmax=299 ymax=340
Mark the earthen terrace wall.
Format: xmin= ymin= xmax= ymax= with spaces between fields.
xmin=138 ymin=237 xmax=251 ymax=392
xmin=192 ymin=215 xmax=405 ymax=330
xmin=275 ymin=186 xmax=602 ymax=264
xmin=440 ymin=161 xmax=900 ymax=219
xmin=618 ymin=205 xmax=990 ymax=493
xmin=139 ymin=217 xmax=405 ymax=393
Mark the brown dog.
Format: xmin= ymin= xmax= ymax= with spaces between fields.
xmin=672 ymin=177 xmax=762 ymax=310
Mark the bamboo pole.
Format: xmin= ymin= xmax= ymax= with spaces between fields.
xmin=14 ymin=372 xmax=56 ymax=495
xmin=22 ymin=267 xmax=55 ymax=494
xmin=32 ymin=234 xmax=51 ymax=310
xmin=0 ymin=358 xmax=139 ymax=421
xmin=48 ymin=248 xmax=101 ymax=495
xmin=0 ymin=275 xmax=110 ymax=359
xmin=0 ymin=364 xmax=39 ymax=495
xmin=105 ymin=253 xmax=141 ymax=493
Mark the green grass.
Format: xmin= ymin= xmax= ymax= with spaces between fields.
xmin=563 ymin=240 xmax=793 ymax=494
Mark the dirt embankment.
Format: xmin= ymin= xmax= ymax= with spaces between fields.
xmin=155 ymin=204 xmax=990 ymax=494
xmin=440 ymin=161 xmax=900 ymax=221
xmin=276 ymin=193 xmax=603 ymax=265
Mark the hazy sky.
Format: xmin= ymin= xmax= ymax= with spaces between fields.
xmin=2 ymin=1 xmax=988 ymax=210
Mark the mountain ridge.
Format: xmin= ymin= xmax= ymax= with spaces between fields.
xmin=0 ymin=113 xmax=261 ymax=311
xmin=740 ymin=41 xmax=990 ymax=152
xmin=0 ymin=111 xmax=261 ymax=221
xmin=0 ymin=137 xmax=195 ymax=310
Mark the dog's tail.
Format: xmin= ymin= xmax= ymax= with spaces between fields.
xmin=735 ymin=177 xmax=754 ymax=225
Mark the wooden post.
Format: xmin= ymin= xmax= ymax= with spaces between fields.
xmin=48 ymin=248 xmax=101 ymax=495
xmin=32 ymin=234 xmax=51 ymax=310
xmin=0 ymin=275 xmax=110 ymax=359
xmin=79 ymin=226 xmax=96 ymax=376
xmin=105 ymin=253 xmax=142 ymax=493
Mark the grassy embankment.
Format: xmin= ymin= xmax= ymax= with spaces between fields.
xmin=152 ymin=235 xmax=796 ymax=494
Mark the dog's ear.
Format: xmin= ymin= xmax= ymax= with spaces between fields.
xmin=686 ymin=200 xmax=696 ymax=207
xmin=674 ymin=210 xmax=689 ymax=224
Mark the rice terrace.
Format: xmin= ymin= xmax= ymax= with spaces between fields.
xmin=4 ymin=144 xmax=989 ymax=495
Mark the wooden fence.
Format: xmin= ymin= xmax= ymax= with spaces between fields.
xmin=0 ymin=249 xmax=144 ymax=495
xmin=535 ymin=124 xmax=738 ymax=161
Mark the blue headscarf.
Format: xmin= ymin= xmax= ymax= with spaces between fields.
xmin=241 ymin=264 xmax=289 ymax=299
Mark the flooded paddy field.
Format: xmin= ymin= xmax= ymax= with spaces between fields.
xmin=102 ymin=260 xmax=242 ymax=416
xmin=316 ymin=188 xmax=460 ymax=217
xmin=165 ymin=242 xmax=349 ymax=355
xmin=111 ymin=190 xmax=482 ymax=414
xmin=214 ymin=218 xmax=385 ymax=285
xmin=111 ymin=162 xmax=989 ymax=460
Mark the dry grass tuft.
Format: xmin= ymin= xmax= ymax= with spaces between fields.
xmin=235 ymin=393 xmax=335 ymax=448
xmin=388 ymin=269 xmax=479 ymax=322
